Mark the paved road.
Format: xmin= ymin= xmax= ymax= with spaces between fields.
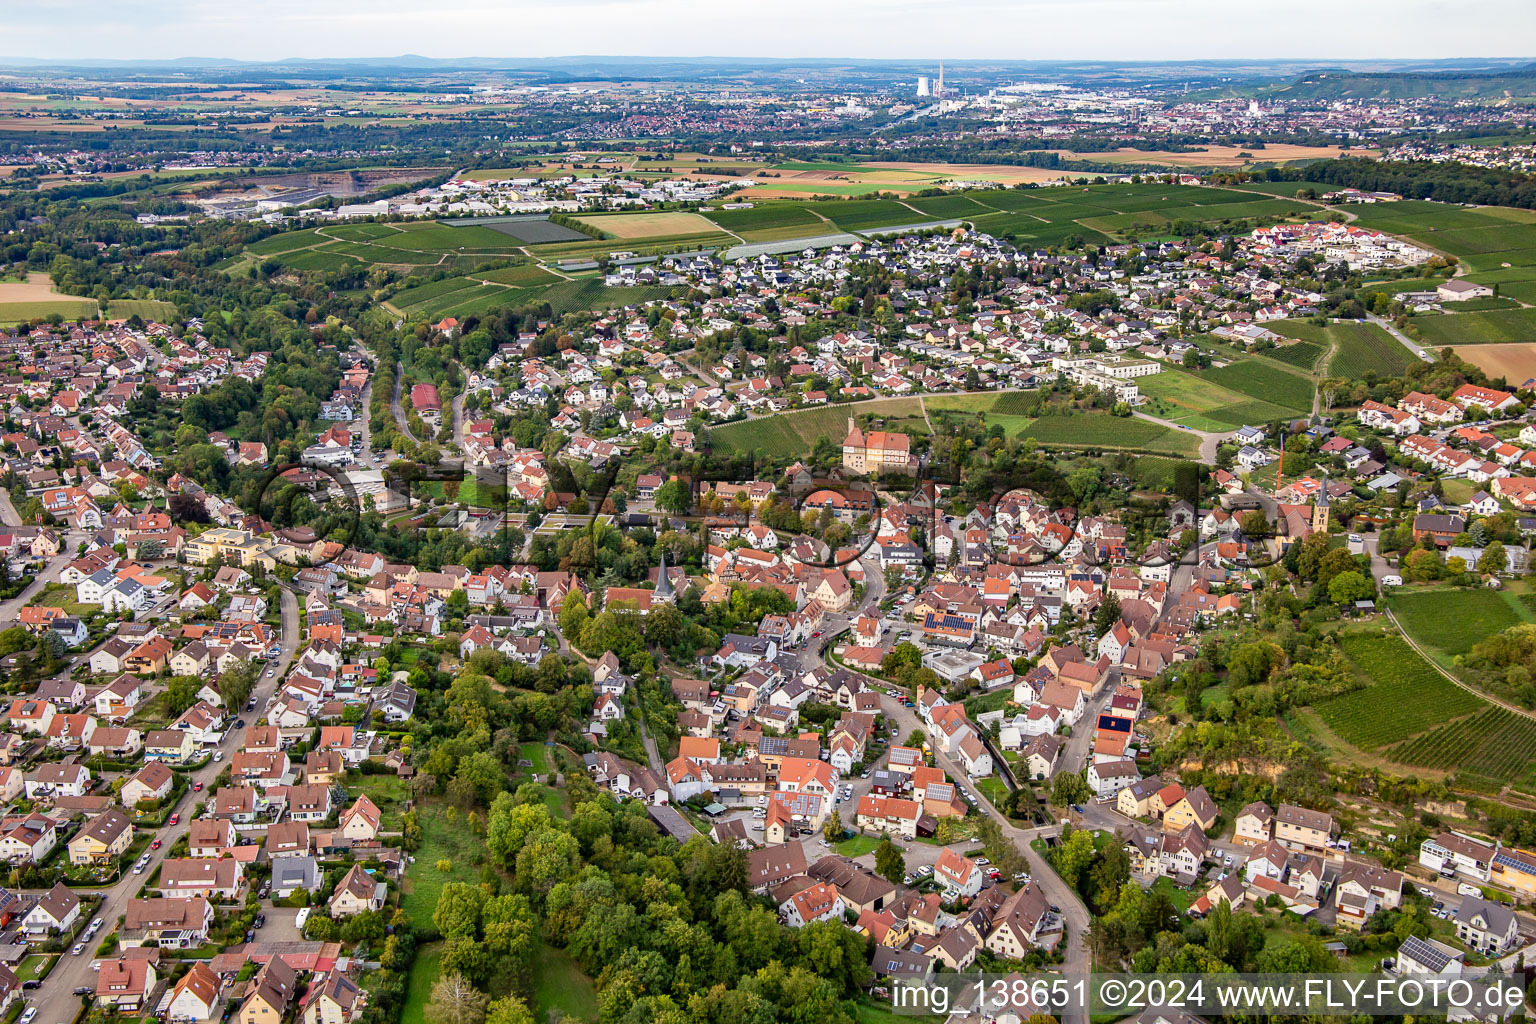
xmin=28 ymin=586 xmax=302 ymax=1024
xmin=390 ymin=364 xmax=418 ymax=446
xmin=450 ymin=378 xmax=466 ymax=451
xmin=1130 ymin=411 xmax=1233 ymax=463
xmin=0 ymin=529 xmax=86 ymax=623
xmin=879 ymin=696 xmax=1089 ymax=1024
xmin=1367 ymin=312 xmax=1435 ymax=363
xmin=0 ymin=487 xmax=23 ymax=528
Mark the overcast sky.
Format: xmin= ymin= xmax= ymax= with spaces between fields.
xmin=4 ymin=0 xmax=1533 ymax=63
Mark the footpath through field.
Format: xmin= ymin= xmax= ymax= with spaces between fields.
xmin=1385 ymin=608 xmax=1536 ymax=722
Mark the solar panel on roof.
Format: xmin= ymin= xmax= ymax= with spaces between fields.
xmin=1399 ymin=935 xmax=1452 ymax=972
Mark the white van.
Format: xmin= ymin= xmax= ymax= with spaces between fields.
xmin=1459 ymin=882 xmax=1483 ymax=897
xmin=295 ymin=907 xmax=312 ymax=929
xmin=1382 ymin=575 xmax=1403 ymax=587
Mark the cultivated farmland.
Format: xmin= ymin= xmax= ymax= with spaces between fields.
xmin=1450 ymin=343 xmax=1536 ymax=382
xmin=1137 ymin=368 xmax=1301 ymax=430
xmin=575 ymin=211 xmax=721 ymax=239
xmin=1315 ymin=632 xmax=1485 ymax=749
xmin=823 ymin=200 xmax=928 ymax=232
xmin=1387 ymin=707 xmax=1536 ymax=789
xmin=1390 ymin=587 xmax=1531 ymax=657
xmin=1269 ymin=319 xmax=1410 ymax=377
xmin=1412 ymin=307 xmax=1536 ymax=347
xmin=710 ymin=401 xmax=925 ymax=458
xmin=1198 ymin=359 xmax=1315 ymax=412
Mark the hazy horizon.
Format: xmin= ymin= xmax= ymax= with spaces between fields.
xmin=5 ymin=0 xmax=1534 ymax=65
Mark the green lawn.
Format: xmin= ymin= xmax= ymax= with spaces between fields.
xmin=348 ymin=776 xmax=415 ymax=830
xmin=400 ymin=943 xmax=442 ymax=1024
xmin=836 ymin=835 xmax=883 ymax=857
xmin=1151 ymin=876 xmax=1196 ymax=914
xmin=400 ymin=804 xmax=486 ymax=926
xmin=15 ymin=954 xmax=51 ymax=981
xmin=532 ymin=943 xmax=599 ymax=1023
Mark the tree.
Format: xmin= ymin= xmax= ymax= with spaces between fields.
xmin=483 ymin=997 xmax=536 ymax=1024
xmin=873 ymin=840 xmax=905 ymax=884
xmin=823 ymin=809 xmax=843 ymax=838
xmin=1226 ymin=641 xmax=1284 ymax=687
xmin=905 ymin=729 xmax=927 ymax=750
xmin=882 ymin=643 xmax=923 ymax=681
xmin=433 ymin=883 xmax=488 ymax=940
xmin=1051 ymin=771 xmax=1091 ymax=808
xmin=1478 ymin=541 xmax=1508 ymax=576
xmin=1094 ymin=593 xmax=1121 ymax=634
xmin=425 ymin=974 xmax=489 ymax=1024
xmin=1240 ymin=510 xmax=1271 ymax=538
xmin=1054 ymin=827 xmax=1095 ymax=889
xmin=1328 ymin=570 xmax=1374 ymax=606
xmin=216 ymin=661 xmax=257 ymax=712
xmin=654 ymin=479 xmax=691 ymax=514
xmin=1406 ymin=547 xmax=1445 ymax=582
xmin=163 ymin=676 xmax=201 ymax=717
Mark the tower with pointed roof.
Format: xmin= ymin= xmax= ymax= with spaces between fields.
xmin=1312 ymin=479 xmax=1331 ymax=534
xmin=654 ymin=549 xmax=676 ymax=603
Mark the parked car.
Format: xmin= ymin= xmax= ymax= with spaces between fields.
xmin=71 ymin=943 xmax=84 ymax=956
xmin=73 ymin=988 xmax=92 ymax=997
xmin=193 ymin=782 xmax=204 ymax=792
xmin=21 ymin=981 xmax=39 ymax=991
xmin=151 ymin=839 xmax=162 ymax=850
xmin=213 ymin=751 xmax=223 ymax=763
xmin=20 ymin=1007 xmax=35 ymax=1024
xmin=168 ymin=814 xmax=179 ymax=826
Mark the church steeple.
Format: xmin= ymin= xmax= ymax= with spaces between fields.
xmin=654 ymin=549 xmax=675 ymax=602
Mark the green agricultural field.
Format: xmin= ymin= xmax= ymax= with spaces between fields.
xmin=326 ymin=222 xmax=401 ymax=242
xmin=411 ymin=284 xmax=519 ymax=319
xmin=1390 ymin=587 xmax=1532 ymax=657
xmin=0 ymin=299 xmax=99 ymax=324
xmin=390 ymin=276 xmax=482 ymax=309
xmin=105 ymin=299 xmax=179 ymax=321
xmin=278 ymin=250 xmax=365 ymax=273
xmin=1269 ymin=319 xmax=1410 ymax=377
xmin=1198 ymin=359 xmax=1315 ymax=412
xmin=1387 ymin=707 xmax=1536 ymax=787
xmin=541 ymin=280 xmax=673 ymax=316
xmin=1137 ymin=369 xmax=1297 ymax=430
xmin=823 ymin=200 xmax=925 ymax=232
xmin=1017 ymin=413 xmax=1201 ymax=456
xmin=704 ymin=203 xmax=825 ymax=232
xmin=710 ymin=400 xmax=927 ymax=458
xmin=903 ymin=194 xmax=993 ymax=219
xmin=1266 ymin=339 xmax=1328 ymax=370
xmin=475 ymin=264 xmax=560 ymax=287
xmin=1315 ymin=633 xmax=1485 ymax=749
xmin=1225 ymin=180 xmax=1337 ymax=198
xmin=1413 ymin=307 xmax=1536 ymax=346
xmin=246 ymin=229 xmax=325 ymax=256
